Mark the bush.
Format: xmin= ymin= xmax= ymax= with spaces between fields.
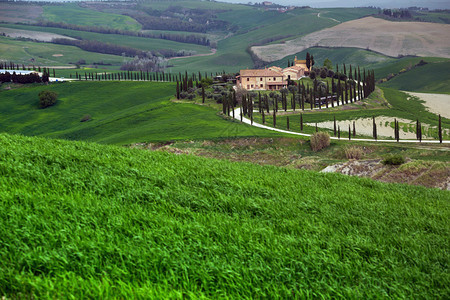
xmin=80 ymin=114 xmax=92 ymax=122
xmin=38 ymin=90 xmax=58 ymax=108
xmin=309 ymin=71 xmax=316 ymax=79
xmin=345 ymin=146 xmax=363 ymax=160
xmin=382 ymin=154 xmax=405 ymax=165
xmin=310 ymin=132 xmax=330 ymax=152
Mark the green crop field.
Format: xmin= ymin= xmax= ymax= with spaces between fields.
xmin=380 ymin=61 xmax=450 ymax=94
xmin=42 ymin=4 xmax=141 ymax=31
xmin=0 ymin=36 xmax=127 ymax=66
xmin=316 ymin=7 xmax=378 ymax=22
xmin=0 ymin=81 xmax=284 ymax=145
xmin=270 ymin=47 xmax=396 ymax=71
xmin=0 ymin=133 xmax=448 ymax=298
xmin=1 ymin=24 xmax=212 ymax=55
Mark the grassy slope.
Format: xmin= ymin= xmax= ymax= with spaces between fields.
xmin=380 ymin=61 xmax=450 ymax=94
xmin=0 ymin=133 xmax=448 ymax=298
xmin=0 ymin=81 xmax=283 ymax=144
xmin=42 ymin=4 xmax=141 ymax=31
xmin=0 ymin=36 xmax=126 ymax=66
xmin=1 ymin=24 xmax=211 ymax=55
xmin=169 ymin=8 xmax=337 ymax=73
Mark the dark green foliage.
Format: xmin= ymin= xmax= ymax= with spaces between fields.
xmin=38 ymin=90 xmax=58 ymax=108
xmin=382 ymin=154 xmax=406 ymax=165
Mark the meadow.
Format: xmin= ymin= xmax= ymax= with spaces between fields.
xmin=0 ymin=133 xmax=448 ymax=298
xmin=42 ymin=4 xmax=141 ymax=31
xmin=0 ymin=36 xmax=127 ymax=66
xmin=0 ymin=81 xmax=283 ymax=145
xmin=1 ymin=24 xmax=212 ymax=55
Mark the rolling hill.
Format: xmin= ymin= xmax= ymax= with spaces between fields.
xmin=0 ymin=133 xmax=448 ymax=298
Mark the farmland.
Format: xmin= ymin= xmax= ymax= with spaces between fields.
xmin=0 ymin=133 xmax=448 ymax=298
xmin=0 ymin=81 xmax=283 ymax=145
xmin=253 ymin=17 xmax=450 ymax=62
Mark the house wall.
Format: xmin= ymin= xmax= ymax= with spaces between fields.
xmin=240 ymin=75 xmax=284 ymax=90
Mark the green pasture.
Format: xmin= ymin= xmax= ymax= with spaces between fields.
xmin=42 ymin=4 xmax=141 ymax=31
xmin=1 ymin=24 xmax=211 ymax=54
xmin=380 ymin=61 xmax=450 ymax=94
xmin=414 ymin=11 xmax=450 ymax=24
xmin=316 ymin=7 xmax=378 ymax=22
xmin=0 ymin=133 xmax=448 ymax=298
xmin=0 ymin=81 xmax=283 ymax=145
xmin=271 ymin=47 xmax=396 ymax=71
xmin=0 ymin=36 xmax=127 ymax=66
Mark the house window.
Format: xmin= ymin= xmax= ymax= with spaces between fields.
xmin=260 ymin=84 xmax=263 ymax=87
xmin=247 ymin=85 xmax=250 ymax=89
xmin=247 ymin=78 xmax=249 ymax=81
xmin=260 ymin=77 xmax=263 ymax=81
xmin=251 ymin=84 xmax=254 ymax=88
xmin=273 ymin=77 xmax=276 ymax=81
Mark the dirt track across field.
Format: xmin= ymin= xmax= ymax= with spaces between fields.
xmin=252 ymin=17 xmax=450 ymax=62
xmin=405 ymin=92 xmax=450 ymax=119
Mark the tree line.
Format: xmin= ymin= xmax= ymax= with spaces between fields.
xmin=51 ymin=38 xmax=188 ymax=59
xmin=34 ymin=21 xmax=211 ymax=46
xmin=0 ymin=69 xmax=50 ymax=84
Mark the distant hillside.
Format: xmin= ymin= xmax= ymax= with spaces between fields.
xmin=253 ymin=17 xmax=450 ymax=62
xmin=0 ymin=133 xmax=448 ymax=298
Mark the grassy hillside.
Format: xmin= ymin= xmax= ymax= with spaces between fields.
xmin=0 ymin=81 xmax=282 ymax=144
xmin=380 ymin=61 xmax=450 ymax=94
xmin=0 ymin=36 xmax=127 ymax=66
xmin=1 ymin=24 xmax=211 ymax=55
xmin=42 ymin=4 xmax=141 ymax=31
xmin=270 ymin=47 xmax=396 ymax=70
xmin=0 ymin=133 xmax=448 ymax=298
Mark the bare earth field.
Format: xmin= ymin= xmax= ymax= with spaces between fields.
xmin=253 ymin=17 xmax=450 ymax=62
xmin=0 ymin=3 xmax=43 ymax=24
xmin=405 ymin=92 xmax=450 ymax=119
xmin=0 ymin=27 xmax=76 ymax=42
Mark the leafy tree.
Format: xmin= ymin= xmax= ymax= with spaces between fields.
xmin=39 ymin=90 xmax=58 ymax=109
xmin=323 ymin=58 xmax=332 ymax=70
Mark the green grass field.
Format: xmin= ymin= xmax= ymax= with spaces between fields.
xmin=0 ymin=133 xmax=448 ymax=298
xmin=380 ymin=61 xmax=450 ymax=94
xmin=42 ymin=4 xmax=141 ymax=31
xmin=0 ymin=36 xmax=127 ymax=66
xmin=0 ymin=81 xmax=283 ymax=145
xmin=1 ymin=24 xmax=211 ymax=55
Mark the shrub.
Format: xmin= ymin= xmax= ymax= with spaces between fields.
xmin=382 ymin=154 xmax=405 ymax=165
xmin=309 ymin=71 xmax=316 ymax=79
xmin=310 ymin=132 xmax=330 ymax=152
xmin=345 ymin=146 xmax=363 ymax=160
xmin=38 ymin=90 xmax=58 ymax=108
xmin=80 ymin=114 xmax=92 ymax=122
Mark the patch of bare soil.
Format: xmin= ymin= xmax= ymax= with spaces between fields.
xmin=405 ymin=92 xmax=450 ymax=119
xmin=0 ymin=27 xmax=76 ymax=42
xmin=0 ymin=3 xmax=43 ymax=23
xmin=322 ymin=159 xmax=450 ymax=190
xmin=253 ymin=17 xmax=450 ymax=62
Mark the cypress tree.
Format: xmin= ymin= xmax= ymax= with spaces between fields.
xmin=396 ymin=120 xmax=400 ymax=142
xmin=338 ymin=126 xmax=341 ymax=140
xmin=353 ymin=121 xmax=356 ymax=137
xmin=240 ymin=105 xmax=243 ymax=122
xmin=333 ymin=116 xmax=337 ymax=136
xmin=287 ymin=116 xmax=290 ymax=130
xmin=300 ymin=113 xmax=303 ymax=131
xmin=348 ymin=124 xmax=351 ymax=140
xmin=273 ymin=110 xmax=276 ymax=128
xmin=438 ymin=114 xmax=442 ymax=143
xmin=373 ymin=116 xmax=377 ymax=140
xmin=315 ymin=123 xmax=318 ymax=132
xmin=176 ymin=81 xmax=180 ymax=99
xmin=202 ymin=86 xmax=205 ymax=103
xmin=262 ymin=110 xmax=265 ymax=124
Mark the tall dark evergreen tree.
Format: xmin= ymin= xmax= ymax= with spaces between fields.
xmin=373 ymin=116 xmax=377 ymax=140
xmin=287 ymin=116 xmax=290 ymax=130
xmin=306 ymin=52 xmax=311 ymax=70
xmin=438 ymin=114 xmax=442 ymax=143
xmin=300 ymin=113 xmax=303 ymax=131
xmin=333 ymin=116 xmax=337 ymax=136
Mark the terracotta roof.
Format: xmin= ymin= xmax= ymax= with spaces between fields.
xmin=240 ymin=69 xmax=282 ymax=77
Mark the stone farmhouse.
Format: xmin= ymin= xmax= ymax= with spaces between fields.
xmin=237 ymin=57 xmax=308 ymax=90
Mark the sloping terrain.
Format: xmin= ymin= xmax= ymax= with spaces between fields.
xmin=253 ymin=17 xmax=450 ymax=62
xmin=0 ymin=133 xmax=448 ymax=298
